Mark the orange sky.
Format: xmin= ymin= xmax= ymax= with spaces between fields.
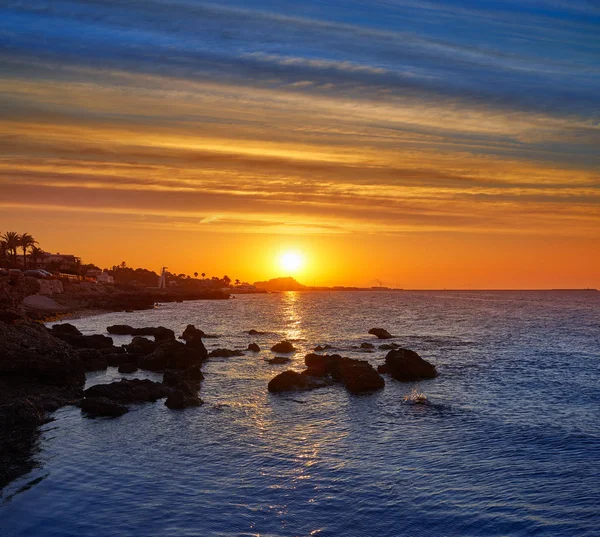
xmin=1 ymin=2 xmax=599 ymax=289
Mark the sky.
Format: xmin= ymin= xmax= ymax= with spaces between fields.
xmin=0 ymin=0 xmax=599 ymax=288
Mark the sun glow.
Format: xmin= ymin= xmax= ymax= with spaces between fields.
xmin=279 ymin=251 xmax=304 ymax=274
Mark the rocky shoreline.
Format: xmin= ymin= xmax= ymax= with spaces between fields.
xmin=0 ymin=277 xmax=438 ymax=491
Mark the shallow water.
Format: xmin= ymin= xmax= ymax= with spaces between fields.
xmin=1 ymin=291 xmax=599 ymax=536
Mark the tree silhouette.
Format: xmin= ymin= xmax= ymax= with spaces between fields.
xmin=235 ymin=279 xmax=240 ymax=286
xmin=20 ymin=233 xmax=37 ymax=269
xmin=201 ymin=272 xmax=206 ymax=279
xmin=1 ymin=231 xmax=20 ymax=267
xmin=29 ymin=246 xmax=44 ymax=269
xmin=194 ymin=272 xmax=198 ymax=278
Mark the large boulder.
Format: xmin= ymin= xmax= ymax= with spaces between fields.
xmin=181 ymin=324 xmax=205 ymax=341
xmin=84 ymin=379 xmax=169 ymax=403
xmin=271 ymin=340 xmax=296 ymax=353
xmin=247 ymin=343 xmax=260 ymax=352
xmin=268 ymin=370 xmax=332 ymax=393
xmin=106 ymin=324 xmax=135 ymax=335
xmin=368 ymin=328 xmax=393 ymax=339
xmin=383 ymin=348 xmax=437 ymax=381
xmin=79 ymin=397 xmax=128 ymax=418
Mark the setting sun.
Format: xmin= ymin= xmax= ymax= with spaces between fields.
xmin=279 ymin=251 xmax=304 ymax=274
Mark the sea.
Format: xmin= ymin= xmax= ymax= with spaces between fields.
xmin=1 ymin=290 xmax=599 ymax=537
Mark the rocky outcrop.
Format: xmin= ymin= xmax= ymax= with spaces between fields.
xmin=138 ymin=337 xmax=207 ymax=371
xmin=368 ymin=328 xmax=393 ymax=339
xmin=267 ymin=370 xmax=333 ymax=393
xmin=380 ymin=348 xmax=437 ymax=381
xmin=0 ymin=276 xmax=40 ymax=317
xmin=271 ymin=340 xmax=296 ymax=353
xmin=181 ymin=324 xmax=205 ymax=341
xmin=52 ymin=332 xmax=114 ymax=350
xmin=248 ymin=329 xmax=267 ymax=335
xmin=247 ymin=343 xmax=260 ymax=352
xmin=79 ymin=397 xmax=128 ymax=417
xmin=0 ymin=320 xmax=85 ymax=488
xmin=107 ymin=325 xmax=175 ymax=342
xmin=84 ymin=379 xmax=169 ymax=403
xmin=51 ymin=323 xmax=82 ymax=336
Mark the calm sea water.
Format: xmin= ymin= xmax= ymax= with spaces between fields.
xmin=1 ymin=291 xmax=599 ymax=536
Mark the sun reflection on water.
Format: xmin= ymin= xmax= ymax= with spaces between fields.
xmin=282 ymin=291 xmax=304 ymax=342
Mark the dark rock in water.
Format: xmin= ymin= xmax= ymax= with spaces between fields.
xmin=360 ymin=342 xmax=375 ymax=349
xmin=139 ymin=338 xmax=206 ymax=371
xmin=314 ymin=344 xmax=333 ymax=352
xmin=186 ymin=332 xmax=208 ymax=358
xmin=165 ymin=390 xmax=202 ymax=409
xmin=125 ymin=336 xmax=156 ymax=356
xmin=247 ymin=342 xmax=260 ymax=352
xmin=303 ymin=353 xmax=384 ymax=393
xmin=84 ymin=379 xmax=169 ymax=403
xmin=107 ymin=325 xmax=175 ymax=342
xmin=208 ymin=348 xmax=244 ymax=358
xmin=384 ymin=348 xmax=437 ymax=381
xmin=268 ymin=370 xmax=332 ymax=393
xmin=118 ymin=363 xmax=138 ymax=374
xmin=379 ymin=343 xmax=400 ymax=350
xmin=377 ymin=364 xmax=389 ymax=374
xmin=248 ymin=329 xmax=267 ymax=335
xmin=79 ymin=397 xmax=128 ymax=417
xmin=53 ymin=333 xmax=114 ymax=350
xmin=368 ymin=328 xmax=393 ymax=339
xmin=163 ymin=368 xmax=204 ymax=392
xmin=78 ymin=349 xmax=108 ymax=372
xmin=271 ymin=340 xmax=296 ymax=353
xmin=51 ymin=323 xmax=82 ymax=336
xmin=181 ymin=324 xmax=204 ymax=341
xmin=268 ymin=356 xmax=291 ymax=365
xmin=106 ymin=324 xmax=135 ymax=335
xmin=335 ymin=358 xmax=384 ymax=394
xmin=105 ymin=352 xmax=134 ymax=367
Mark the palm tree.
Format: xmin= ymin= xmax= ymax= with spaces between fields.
xmin=235 ymin=279 xmax=240 ymax=286
xmin=194 ymin=272 xmax=198 ymax=279
xmin=201 ymin=272 xmax=205 ymax=279
xmin=29 ymin=245 xmax=44 ymax=269
xmin=1 ymin=231 xmax=21 ymax=267
xmin=20 ymin=233 xmax=37 ymax=269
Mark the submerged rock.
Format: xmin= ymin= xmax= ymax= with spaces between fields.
xmin=313 ymin=344 xmax=333 ymax=352
xmin=368 ymin=328 xmax=393 ymax=339
xmin=268 ymin=356 xmax=291 ymax=365
xmin=379 ymin=343 xmax=400 ymax=350
xmin=383 ymin=348 xmax=437 ymax=381
xmin=84 ymin=379 xmax=169 ymax=403
xmin=79 ymin=397 xmax=128 ymax=418
xmin=248 ymin=329 xmax=267 ymax=335
xmin=360 ymin=342 xmax=375 ymax=349
xmin=271 ymin=340 xmax=296 ymax=353
xmin=208 ymin=348 xmax=244 ymax=358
